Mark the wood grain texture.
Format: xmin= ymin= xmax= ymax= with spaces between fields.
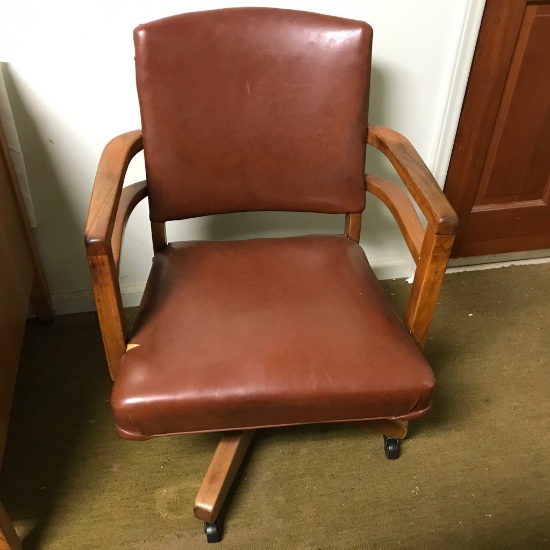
xmin=0 ymin=129 xmax=33 ymax=462
xmin=405 ymin=229 xmax=455 ymax=349
xmin=88 ymin=254 xmax=127 ymax=379
xmin=112 ymin=181 xmax=148 ymax=271
xmin=365 ymin=174 xmax=424 ymax=263
xmin=367 ymin=124 xmax=457 ymax=346
xmin=194 ymin=430 xmax=255 ymax=523
xmin=0 ymin=119 xmax=52 ymax=323
xmin=87 ymin=180 xmax=148 ymax=377
xmin=344 ymin=213 xmax=362 ymax=243
xmin=367 ymin=124 xmax=457 ymax=235
xmin=0 ymin=139 xmax=26 ymax=550
xmin=0 ymin=119 xmax=49 ymax=550
xmin=85 ymin=131 xmax=145 ymax=379
xmin=445 ymin=0 xmax=550 ymax=256
xmin=445 ymin=0 xmax=525 ymax=230
xmin=85 ymin=130 xmax=143 ymax=257
xmin=151 ymin=222 xmax=167 ymax=253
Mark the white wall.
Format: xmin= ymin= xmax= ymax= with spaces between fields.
xmin=0 ymin=0 xmax=484 ymax=314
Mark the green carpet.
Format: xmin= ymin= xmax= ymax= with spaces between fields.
xmin=2 ymin=264 xmax=550 ymax=549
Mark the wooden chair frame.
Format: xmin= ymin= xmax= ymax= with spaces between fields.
xmin=85 ymin=123 xmax=457 ymax=534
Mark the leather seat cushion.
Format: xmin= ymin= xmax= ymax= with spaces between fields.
xmin=111 ymin=235 xmax=435 ymax=439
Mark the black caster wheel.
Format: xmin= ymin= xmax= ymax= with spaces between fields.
xmin=204 ymin=521 xmax=222 ymax=543
xmin=383 ymin=435 xmax=401 ymax=459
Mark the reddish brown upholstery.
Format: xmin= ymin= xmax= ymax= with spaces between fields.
xmin=85 ymin=7 xmax=458 ymax=541
xmin=134 ymin=8 xmax=372 ymax=221
xmin=112 ymin=236 xmax=434 ymax=440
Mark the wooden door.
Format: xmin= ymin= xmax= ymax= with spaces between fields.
xmin=444 ymin=0 xmax=550 ymax=257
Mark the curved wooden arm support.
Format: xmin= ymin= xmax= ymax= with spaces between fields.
xmin=85 ymin=130 xmax=143 ymax=256
xmin=112 ymin=181 xmax=148 ymax=271
xmin=366 ymin=124 xmax=458 ymax=349
xmin=367 ymin=124 xmax=457 ymax=235
xmin=84 ymin=131 xmax=144 ymax=379
xmin=365 ymin=174 xmax=424 ymax=263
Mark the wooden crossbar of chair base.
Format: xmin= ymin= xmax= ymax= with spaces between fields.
xmin=193 ymin=419 xmax=408 ymax=541
xmin=194 ymin=430 xmax=255 ymax=542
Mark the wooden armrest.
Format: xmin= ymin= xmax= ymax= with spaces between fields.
xmin=366 ymin=124 xmax=458 ymax=349
xmin=84 ymin=130 xmax=143 ymax=379
xmin=85 ymin=130 xmax=143 ymax=256
xmin=366 ymin=124 xmax=457 ymax=235
xmin=365 ymin=174 xmax=424 ymax=263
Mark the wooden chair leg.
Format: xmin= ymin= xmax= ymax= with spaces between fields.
xmin=194 ymin=430 xmax=255 ymax=524
xmin=363 ymin=419 xmax=409 ymax=439
xmin=0 ymin=501 xmax=22 ymax=550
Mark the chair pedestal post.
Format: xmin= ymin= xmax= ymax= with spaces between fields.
xmin=194 ymin=430 xmax=255 ymax=524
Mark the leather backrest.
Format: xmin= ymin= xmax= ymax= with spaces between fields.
xmin=134 ymin=8 xmax=372 ymax=221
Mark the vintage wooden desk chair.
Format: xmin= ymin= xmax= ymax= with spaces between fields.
xmin=85 ymin=8 xmax=457 ymax=544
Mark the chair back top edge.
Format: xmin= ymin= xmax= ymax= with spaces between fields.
xmin=134 ymin=8 xmax=373 ymax=221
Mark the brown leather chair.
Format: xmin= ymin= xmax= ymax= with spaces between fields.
xmin=85 ymin=8 xmax=457 ymax=543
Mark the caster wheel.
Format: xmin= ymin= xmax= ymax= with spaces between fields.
xmin=204 ymin=521 xmax=222 ymax=543
xmin=383 ymin=435 xmax=401 ymax=459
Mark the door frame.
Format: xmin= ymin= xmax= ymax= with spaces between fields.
xmin=430 ymin=0 xmax=487 ymax=186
